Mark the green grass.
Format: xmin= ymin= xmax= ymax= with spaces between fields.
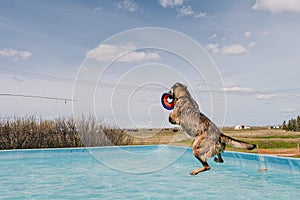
xmin=241 ymin=139 xmax=299 ymax=149
xmin=170 ymin=135 xmax=300 ymax=151
xmin=244 ymin=135 xmax=300 ymax=139
xmin=172 ymin=140 xmax=299 ymax=149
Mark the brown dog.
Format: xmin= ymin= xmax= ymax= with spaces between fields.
xmin=168 ymin=83 xmax=256 ymax=175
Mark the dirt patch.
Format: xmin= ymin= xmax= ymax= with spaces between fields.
xmin=257 ymin=148 xmax=300 ymax=157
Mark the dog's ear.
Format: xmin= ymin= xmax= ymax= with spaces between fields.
xmin=175 ymin=82 xmax=187 ymax=88
xmin=179 ymin=83 xmax=187 ymax=89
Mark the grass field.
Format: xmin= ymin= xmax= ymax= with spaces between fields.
xmin=223 ymin=129 xmax=300 ymax=158
xmin=132 ymin=128 xmax=300 ymax=158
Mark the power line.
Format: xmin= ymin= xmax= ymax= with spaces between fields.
xmin=0 ymin=67 xmax=94 ymax=86
xmin=0 ymin=93 xmax=75 ymax=102
xmin=1 ymin=67 xmax=300 ymax=96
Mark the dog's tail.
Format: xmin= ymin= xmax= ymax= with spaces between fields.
xmin=220 ymin=133 xmax=256 ymax=150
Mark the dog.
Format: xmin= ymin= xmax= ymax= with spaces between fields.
xmin=168 ymin=82 xmax=256 ymax=175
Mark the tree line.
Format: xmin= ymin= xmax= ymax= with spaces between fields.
xmin=282 ymin=115 xmax=300 ymax=132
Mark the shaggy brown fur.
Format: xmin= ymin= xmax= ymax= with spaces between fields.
xmin=168 ymin=83 xmax=256 ymax=175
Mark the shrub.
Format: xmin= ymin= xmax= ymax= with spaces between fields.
xmin=0 ymin=115 xmax=133 ymax=150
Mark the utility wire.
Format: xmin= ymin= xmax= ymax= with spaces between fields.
xmin=1 ymin=67 xmax=300 ymax=96
xmin=0 ymin=93 xmax=75 ymax=102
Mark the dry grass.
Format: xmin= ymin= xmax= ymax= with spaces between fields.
xmin=0 ymin=116 xmax=133 ymax=150
xmin=129 ymin=129 xmax=189 ymax=145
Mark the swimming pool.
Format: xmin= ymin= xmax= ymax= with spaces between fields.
xmin=0 ymin=145 xmax=299 ymax=199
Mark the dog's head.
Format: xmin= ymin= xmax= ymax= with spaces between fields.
xmin=170 ymin=82 xmax=191 ymax=99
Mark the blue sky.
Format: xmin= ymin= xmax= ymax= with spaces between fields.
xmin=0 ymin=0 xmax=300 ymax=127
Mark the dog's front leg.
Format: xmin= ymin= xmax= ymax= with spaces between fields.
xmin=169 ymin=112 xmax=180 ymax=125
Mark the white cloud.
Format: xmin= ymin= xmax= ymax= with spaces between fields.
xmin=87 ymin=43 xmax=161 ymax=63
xmin=224 ymin=86 xmax=253 ymax=93
xmin=282 ymin=108 xmax=296 ymax=114
xmin=221 ymin=44 xmax=247 ymax=55
xmin=206 ymin=42 xmax=257 ymax=55
xmin=253 ymin=0 xmax=300 ymax=13
xmin=176 ymin=5 xmax=194 ymax=16
xmin=117 ymin=51 xmax=160 ymax=62
xmin=115 ymin=0 xmax=139 ymax=12
xmin=208 ymin=33 xmax=217 ymax=40
xmin=159 ymin=0 xmax=185 ymax=8
xmin=94 ymin=7 xmax=103 ymax=11
xmin=159 ymin=1 xmax=206 ymax=18
xmin=244 ymin=31 xmax=251 ymax=37
xmin=206 ymin=43 xmax=219 ymax=54
xmin=0 ymin=48 xmax=32 ymax=61
xmin=247 ymin=41 xmax=256 ymax=48
xmin=256 ymin=93 xmax=296 ymax=102
xmin=194 ymin=12 xmax=206 ymax=18
xmin=256 ymin=94 xmax=277 ymax=100
xmin=261 ymin=31 xmax=270 ymax=37
xmin=223 ymin=82 xmax=254 ymax=94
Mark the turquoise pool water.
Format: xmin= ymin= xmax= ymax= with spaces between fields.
xmin=0 ymin=145 xmax=300 ymax=199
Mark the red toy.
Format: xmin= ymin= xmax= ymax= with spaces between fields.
xmin=161 ymin=93 xmax=174 ymax=110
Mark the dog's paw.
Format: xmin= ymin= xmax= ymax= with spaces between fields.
xmin=190 ymin=170 xmax=199 ymax=176
xmin=169 ymin=116 xmax=176 ymax=124
xmin=214 ymin=157 xmax=224 ymax=163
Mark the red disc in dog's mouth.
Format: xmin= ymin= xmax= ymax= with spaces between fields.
xmin=161 ymin=93 xmax=174 ymax=110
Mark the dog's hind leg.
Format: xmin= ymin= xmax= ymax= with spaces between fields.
xmin=190 ymin=159 xmax=210 ymax=175
xmin=214 ymin=153 xmax=224 ymax=163
xmin=214 ymin=142 xmax=225 ymax=163
xmin=190 ymin=136 xmax=211 ymax=175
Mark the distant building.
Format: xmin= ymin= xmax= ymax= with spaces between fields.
xmin=172 ymin=128 xmax=180 ymax=132
xmin=234 ymin=125 xmax=251 ymax=130
xmin=126 ymin=128 xmax=139 ymax=132
xmin=270 ymin=125 xmax=281 ymax=129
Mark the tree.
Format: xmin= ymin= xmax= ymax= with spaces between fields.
xmin=291 ymin=118 xmax=297 ymax=131
xmin=297 ymin=116 xmax=300 ymax=132
xmin=282 ymin=120 xmax=287 ymax=131
xmin=283 ymin=115 xmax=300 ymax=132
xmin=287 ymin=119 xmax=292 ymax=131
